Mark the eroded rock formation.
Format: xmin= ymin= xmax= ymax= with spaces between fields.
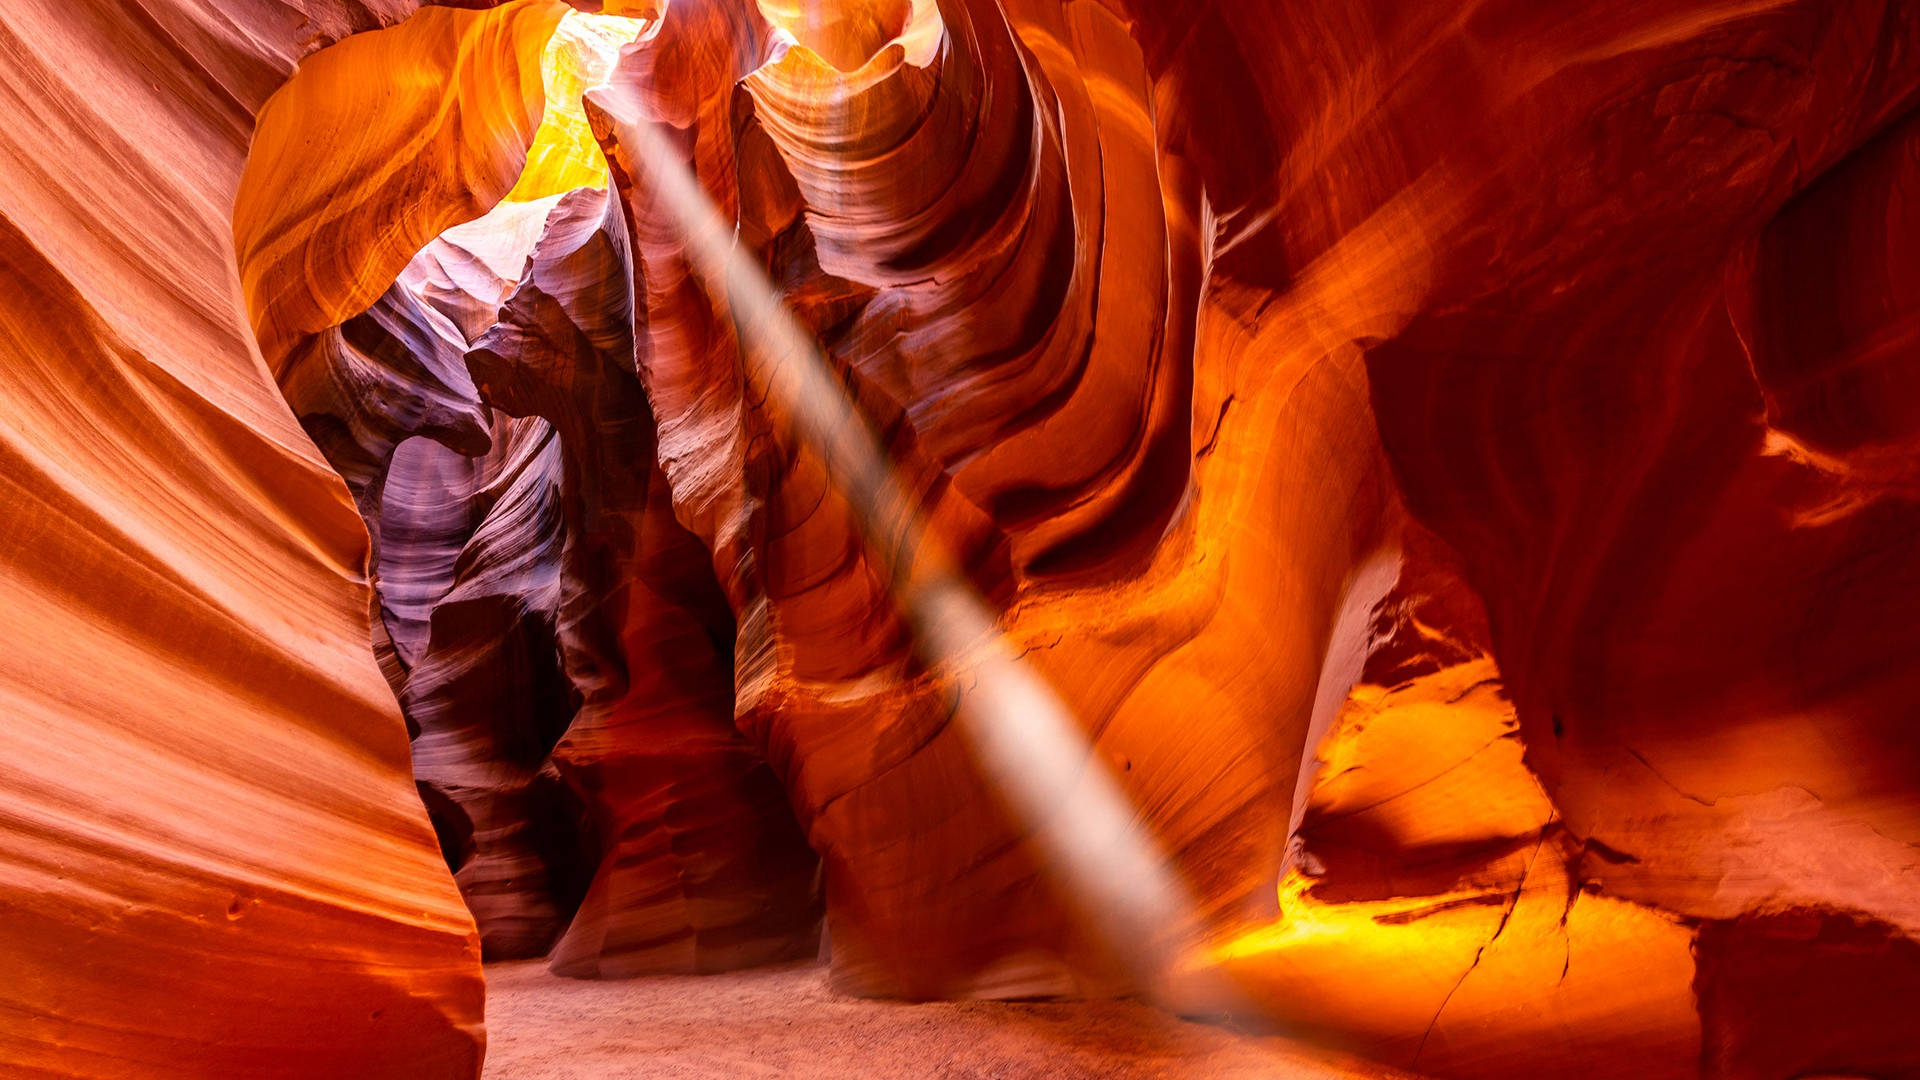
xmin=4 ymin=0 xmax=1920 ymax=1077
xmin=254 ymin=25 xmax=823 ymax=973
xmin=0 ymin=2 xmax=519 ymax=1076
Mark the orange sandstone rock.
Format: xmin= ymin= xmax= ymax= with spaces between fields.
xmin=6 ymin=0 xmax=1920 ymax=1077
xmin=0 ymin=0 xmax=525 ymax=1076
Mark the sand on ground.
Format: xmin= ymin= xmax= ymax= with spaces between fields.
xmin=481 ymin=960 xmax=1413 ymax=1079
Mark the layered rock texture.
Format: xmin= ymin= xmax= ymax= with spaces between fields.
xmin=0 ymin=2 xmax=522 ymax=1077
xmin=243 ymin=8 xmax=822 ymax=976
xmin=4 ymin=0 xmax=1919 ymax=1078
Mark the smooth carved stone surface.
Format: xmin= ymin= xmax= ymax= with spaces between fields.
xmin=593 ymin=0 xmax=1395 ymax=1001
xmin=235 ymin=0 xmax=569 ymax=371
xmin=239 ymin=0 xmax=819 ymax=980
xmin=1130 ymin=0 xmax=1920 ymax=1073
xmin=1217 ymin=527 xmax=1700 ymax=1078
xmin=593 ymin=0 xmax=1920 ymax=1072
xmin=271 ymin=187 xmax=580 ymax=965
xmin=1332 ymin=0 xmax=1920 ymax=940
xmin=8 ymin=0 xmax=1920 ymax=1077
xmin=0 ymin=0 xmax=492 ymax=1076
xmin=394 ymin=410 xmax=580 ymax=962
xmin=465 ymin=187 xmax=821 ymax=975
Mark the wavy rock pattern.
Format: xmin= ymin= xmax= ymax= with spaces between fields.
xmin=6 ymin=0 xmax=1920 ymax=1077
xmin=587 ymin=0 xmax=1397 ymax=999
xmin=1130 ymin=0 xmax=1920 ymax=1073
xmin=235 ymin=0 xmax=569 ymax=371
xmin=0 ymin=0 xmax=503 ymax=1076
xmin=594 ymin=0 xmax=1920 ymax=1070
xmin=465 ymin=186 xmax=821 ymax=975
xmin=232 ymin=0 xmax=821 ymax=980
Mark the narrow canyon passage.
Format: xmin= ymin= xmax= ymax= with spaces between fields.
xmin=4 ymin=0 xmax=1920 ymax=1078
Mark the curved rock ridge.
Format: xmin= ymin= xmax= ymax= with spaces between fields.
xmin=0 ymin=0 xmax=509 ymax=1076
xmin=1122 ymin=0 xmax=1920 ymax=1073
xmin=587 ymin=0 xmax=1394 ymax=1001
xmin=395 ymin=409 xmax=579 ymax=961
xmin=257 ymin=11 xmax=823 ymax=975
xmin=234 ymin=0 xmax=570 ymax=372
xmin=285 ymin=293 xmax=570 ymax=963
xmin=7 ymin=0 xmax=1920 ymax=1077
xmin=465 ymin=186 xmax=822 ymax=975
xmin=587 ymin=0 xmax=1920 ymax=1070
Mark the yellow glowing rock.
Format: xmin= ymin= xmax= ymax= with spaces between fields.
xmin=235 ymin=0 xmax=568 ymax=371
xmin=756 ymin=0 xmax=914 ymax=72
xmin=506 ymin=12 xmax=650 ymax=203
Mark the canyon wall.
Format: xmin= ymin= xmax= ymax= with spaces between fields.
xmin=0 ymin=0 xmax=531 ymax=1076
xmin=582 ymin=0 xmax=1920 ymax=1071
xmin=3 ymin=0 xmax=1918 ymax=1078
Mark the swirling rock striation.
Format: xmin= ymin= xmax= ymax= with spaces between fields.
xmin=0 ymin=0 xmax=531 ymax=1076
xmin=465 ymin=185 xmax=822 ymax=975
xmin=592 ymin=0 xmax=1920 ymax=1073
xmin=5 ymin=0 xmax=1920 ymax=1077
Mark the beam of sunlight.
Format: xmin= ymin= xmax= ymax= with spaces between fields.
xmin=593 ymin=96 xmax=1239 ymax=1014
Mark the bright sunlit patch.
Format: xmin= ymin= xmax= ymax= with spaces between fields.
xmin=1208 ymin=870 xmax=1494 ymax=962
xmin=504 ymin=11 xmax=649 ymax=202
xmin=756 ymin=0 xmax=944 ymax=71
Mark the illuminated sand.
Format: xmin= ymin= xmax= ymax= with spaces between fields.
xmin=481 ymin=960 xmax=1412 ymax=1080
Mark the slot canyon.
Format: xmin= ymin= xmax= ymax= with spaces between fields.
xmin=3 ymin=0 xmax=1919 ymax=1076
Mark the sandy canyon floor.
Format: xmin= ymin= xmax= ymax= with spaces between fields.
xmin=482 ymin=960 xmax=1409 ymax=1079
